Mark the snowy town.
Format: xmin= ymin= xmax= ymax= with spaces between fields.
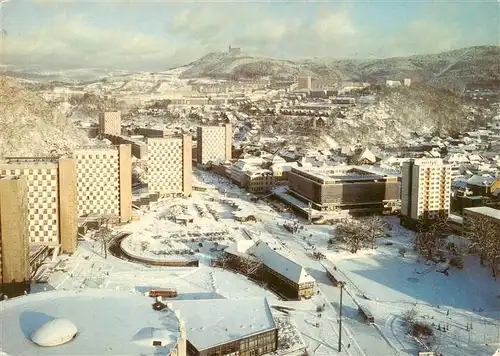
xmin=1 ymin=2 xmax=500 ymax=355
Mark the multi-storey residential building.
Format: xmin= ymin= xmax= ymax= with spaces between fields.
xmin=0 ymin=158 xmax=78 ymax=253
xmin=287 ymin=166 xmax=401 ymax=213
xmin=147 ymin=136 xmax=192 ymax=198
xmin=297 ymin=75 xmax=312 ymax=90
xmin=401 ymin=158 xmax=452 ymax=227
xmin=98 ymin=111 xmax=121 ymax=136
xmin=74 ymin=145 xmax=132 ymax=223
xmin=0 ymin=176 xmax=30 ymax=284
xmin=196 ymin=124 xmax=232 ymax=166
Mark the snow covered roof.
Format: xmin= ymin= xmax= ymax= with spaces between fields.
xmin=358 ymin=148 xmax=376 ymax=163
xmin=249 ymin=240 xmax=315 ymax=285
xmin=0 ymin=289 xmax=181 ymax=356
xmin=466 ymin=175 xmax=496 ymax=187
xmin=246 ymin=168 xmax=272 ymax=178
xmin=171 ymin=298 xmax=276 ymax=351
xmin=464 ymin=207 xmax=500 ymax=221
xmin=270 ymin=162 xmax=298 ymax=171
xmin=224 ymin=240 xmax=255 ymax=256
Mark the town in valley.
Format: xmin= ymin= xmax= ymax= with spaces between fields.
xmin=0 ymin=2 xmax=500 ymax=356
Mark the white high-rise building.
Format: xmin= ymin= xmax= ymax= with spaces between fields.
xmin=196 ymin=124 xmax=232 ymax=166
xmin=401 ymin=158 xmax=452 ymax=223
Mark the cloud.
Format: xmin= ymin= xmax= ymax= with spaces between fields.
xmin=0 ymin=2 xmax=494 ymax=71
xmin=369 ymin=19 xmax=467 ymax=58
xmin=1 ymin=15 xmax=177 ymax=70
xmin=314 ymin=12 xmax=358 ymax=39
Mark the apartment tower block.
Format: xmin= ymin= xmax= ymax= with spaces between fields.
xmin=0 ymin=158 xmax=78 ymax=254
xmin=0 ymin=176 xmax=30 ymax=284
xmin=147 ymin=135 xmax=192 ymax=198
xmin=297 ymin=75 xmax=312 ymax=90
xmin=196 ymin=124 xmax=232 ymax=166
xmin=98 ymin=111 xmax=122 ymax=136
xmin=401 ymin=158 xmax=452 ymax=227
xmin=74 ymin=145 xmax=132 ymax=223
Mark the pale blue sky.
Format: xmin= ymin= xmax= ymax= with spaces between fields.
xmin=0 ymin=0 xmax=498 ymax=71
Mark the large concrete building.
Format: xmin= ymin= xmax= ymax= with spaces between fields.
xmin=0 ymin=158 xmax=78 ymax=253
xmin=0 ymin=176 xmax=30 ymax=284
xmin=401 ymin=158 xmax=452 ymax=226
xmin=0 ymin=146 xmax=133 ymax=267
xmin=98 ymin=111 xmax=121 ymax=136
xmin=297 ymin=75 xmax=312 ymax=90
xmin=74 ymin=145 xmax=132 ymax=223
xmin=287 ymin=166 xmax=401 ymax=213
xmin=147 ymin=135 xmax=192 ymax=198
xmin=196 ymin=124 xmax=232 ymax=166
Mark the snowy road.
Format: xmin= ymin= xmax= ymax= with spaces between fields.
xmin=258 ymin=219 xmax=400 ymax=356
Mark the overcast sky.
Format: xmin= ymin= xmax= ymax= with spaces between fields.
xmin=0 ymin=0 xmax=498 ymax=71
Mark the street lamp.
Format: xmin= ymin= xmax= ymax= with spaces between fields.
xmin=338 ymin=281 xmax=346 ymax=352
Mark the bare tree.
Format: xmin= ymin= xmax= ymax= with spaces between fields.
xmin=466 ymin=214 xmax=500 ymax=277
xmin=414 ymin=217 xmax=450 ymax=260
xmin=362 ymin=216 xmax=388 ymax=248
xmin=216 ymin=251 xmax=232 ymax=269
xmin=335 ymin=220 xmax=369 ymax=254
xmin=414 ymin=232 xmax=443 ymax=260
xmin=403 ymin=308 xmax=418 ymax=326
xmin=95 ymin=214 xmax=118 ymax=259
xmin=418 ymin=216 xmax=452 ymax=237
xmin=238 ymin=255 xmax=263 ymax=276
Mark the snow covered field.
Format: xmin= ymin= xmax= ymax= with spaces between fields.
xmin=27 ymin=171 xmax=500 ymax=356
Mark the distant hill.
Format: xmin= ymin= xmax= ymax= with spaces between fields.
xmin=179 ymin=46 xmax=500 ymax=91
xmin=0 ymin=76 xmax=90 ymax=158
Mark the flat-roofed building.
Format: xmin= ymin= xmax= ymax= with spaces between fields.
xmin=147 ymin=135 xmax=192 ymax=198
xmin=287 ymin=166 xmax=401 ymax=213
xmin=74 ymin=145 xmax=132 ymax=223
xmin=401 ymin=158 xmax=452 ymax=227
xmin=196 ymin=124 xmax=232 ymax=166
xmin=0 ymin=176 xmax=30 ymax=284
xmin=297 ymin=75 xmax=312 ymax=90
xmin=172 ymin=298 xmax=277 ymax=356
xmin=98 ymin=111 xmax=121 ymax=136
xmin=0 ymin=158 xmax=78 ymax=253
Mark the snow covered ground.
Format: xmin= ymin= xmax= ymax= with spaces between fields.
xmin=27 ymin=171 xmax=500 ymax=356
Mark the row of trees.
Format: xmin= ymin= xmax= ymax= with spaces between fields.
xmin=328 ymin=214 xmax=497 ymax=279
xmin=466 ymin=215 xmax=500 ymax=277
xmin=413 ymin=215 xmax=500 ymax=277
xmin=413 ymin=217 xmax=452 ymax=261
